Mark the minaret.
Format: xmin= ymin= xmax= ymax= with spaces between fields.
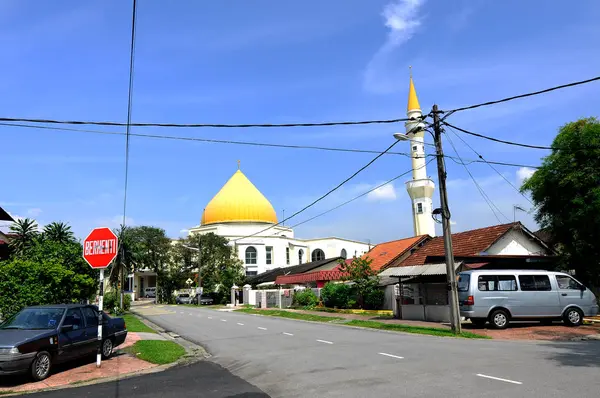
xmin=404 ymin=71 xmax=436 ymax=237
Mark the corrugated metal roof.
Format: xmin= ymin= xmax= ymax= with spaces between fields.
xmin=379 ymin=262 xmax=462 ymax=277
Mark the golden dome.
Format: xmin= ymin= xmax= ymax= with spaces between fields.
xmin=407 ymin=76 xmax=421 ymax=112
xmin=201 ymin=168 xmax=278 ymax=225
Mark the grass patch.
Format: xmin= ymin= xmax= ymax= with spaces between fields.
xmin=122 ymin=314 xmax=156 ymax=334
xmin=0 ymin=391 xmax=14 ymax=396
xmin=345 ymin=320 xmax=490 ymax=339
xmin=237 ymin=308 xmax=343 ymax=322
xmin=124 ymin=340 xmax=186 ymax=364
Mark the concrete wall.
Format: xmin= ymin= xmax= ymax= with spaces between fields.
xmin=383 ymin=285 xmax=396 ymax=310
xmin=487 ymin=229 xmax=548 ymax=256
xmin=399 ymin=304 xmax=450 ymax=322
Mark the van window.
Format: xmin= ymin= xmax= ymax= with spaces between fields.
xmin=458 ymin=274 xmax=470 ymax=292
xmin=519 ymin=275 xmax=552 ymax=291
xmin=556 ymin=275 xmax=581 ymax=290
xmin=478 ymin=275 xmax=517 ymax=291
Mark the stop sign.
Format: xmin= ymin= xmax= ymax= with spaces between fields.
xmin=83 ymin=227 xmax=119 ymax=269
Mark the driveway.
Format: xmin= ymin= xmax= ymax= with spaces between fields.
xmin=134 ymin=305 xmax=600 ymax=398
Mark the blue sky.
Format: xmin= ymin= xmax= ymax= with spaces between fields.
xmin=1 ymin=0 xmax=599 ymax=243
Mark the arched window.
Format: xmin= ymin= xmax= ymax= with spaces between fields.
xmin=298 ymin=249 xmax=304 ymax=264
xmin=245 ymin=246 xmax=257 ymax=264
xmin=340 ymin=249 xmax=347 ymax=259
xmin=311 ymin=248 xmax=325 ymax=262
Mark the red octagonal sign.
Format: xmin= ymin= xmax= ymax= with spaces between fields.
xmin=83 ymin=227 xmax=118 ymax=269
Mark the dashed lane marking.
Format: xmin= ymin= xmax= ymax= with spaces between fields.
xmin=221 ymin=319 xmax=227 ymax=322
xmin=476 ymin=374 xmax=523 ymax=385
xmin=283 ymin=332 xmax=294 ymax=336
xmin=237 ymin=323 xmax=244 ymax=326
xmin=316 ymin=339 xmax=333 ymax=344
xmin=379 ymin=352 xmax=404 ymax=359
xmin=258 ymin=327 xmax=267 ymax=330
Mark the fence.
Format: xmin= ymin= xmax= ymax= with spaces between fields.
xmin=248 ymin=288 xmax=295 ymax=309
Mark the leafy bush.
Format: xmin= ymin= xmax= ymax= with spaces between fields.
xmin=320 ymin=283 xmax=355 ymax=309
xmin=293 ymin=289 xmax=319 ymax=308
xmin=104 ymin=291 xmax=131 ymax=313
xmin=363 ymin=287 xmax=385 ymax=310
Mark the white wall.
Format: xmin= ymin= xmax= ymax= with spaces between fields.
xmin=487 ymin=229 xmax=548 ymax=256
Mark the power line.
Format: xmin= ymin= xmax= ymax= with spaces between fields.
xmin=446 ymin=75 xmax=600 ymax=114
xmin=232 ymin=139 xmax=402 ymax=242
xmin=0 ymin=116 xmax=415 ymax=129
xmin=445 ymin=124 xmax=534 ymax=206
xmin=0 ymin=121 xmax=540 ymax=169
xmin=122 ymin=0 xmax=137 ymax=229
xmin=289 ymin=158 xmax=435 ymax=230
xmin=444 ymin=128 xmax=511 ymax=223
xmin=444 ymin=122 xmax=553 ymax=150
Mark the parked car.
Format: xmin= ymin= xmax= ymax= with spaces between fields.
xmin=144 ymin=287 xmax=156 ymax=298
xmin=0 ymin=304 xmax=127 ymax=381
xmin=458 ymin=270 xmax=599 ymax=329
xmin=175 ymin=294 xmax=192 ymax=304
xmin=191 ymin=295 xmax=214 ymax=305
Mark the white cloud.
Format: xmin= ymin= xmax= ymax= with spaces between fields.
xmin=516 ymin=167 xmax=536 ymax=184
xmin=179 ymin=229 xmax=189 ymax=236
xmin=27 ymin=208 xmax=42 ymax=217
xmin=364 ymin=0 xmax=426 ymax=93
xmin=367 ymin=183 xmax=398 ymax=201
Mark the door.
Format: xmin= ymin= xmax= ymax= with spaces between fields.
xmin=81 ymin=306 xmax=100 ymax=354
xmin=555 ymin=275 xmax=588 ymax=314
xmin=517 ymin=274 xmax=561 ymax=317
xmin=58 ymin=308 xmax=87 ymax=360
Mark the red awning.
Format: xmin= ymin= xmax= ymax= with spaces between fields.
xmin=275 ymin=270 xmax=349 ymax=285
xmin=464 ymin=262 xmax=489 ymax=269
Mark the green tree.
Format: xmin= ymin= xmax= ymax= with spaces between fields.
xmin=521 ymin=118 xmax=600 ymax=287
xmin=42 ymin=222 xmax=75 ymax=244
xmin=8 ymin=218 xmax=38 ymax=255
xmin=338 ymin=257 xmax=382 ymax=309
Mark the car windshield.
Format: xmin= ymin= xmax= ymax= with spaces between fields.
xmin=179 ymin=294 xmax=189 ymax=298
xmin=458 ymin=274 xmax=470 ymax=292
xmin=0 ymin=308 xmax=65 ymax=330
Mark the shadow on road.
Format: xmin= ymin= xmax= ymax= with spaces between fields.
xmin=540 ymin=341 xmax=600 ymax=368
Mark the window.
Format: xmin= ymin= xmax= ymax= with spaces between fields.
xmin=266 ymin=246 xmax=273 ymax=265
xmin=285 ymin=247 xmax=290 ymax=265
xmin=478 ymin=275 xmax=517 ymax=291
xmin=519 ymin=275 xmax=552 ymax=291
xmin=311 ymin=249 xmax=325 ymax=262
xmin=458 ymin=274 xmax=470 ymax=292
xmin=298 ymin=249 xmax=304 ymax=264
xmin=556 ymin=275 xmax=581 ymax=290
xmin=416 ymin=203 xmax=424 ymax=214
xmin=64 ymin=308 xmax=83 ymax=330
xmin=245 ymin=246 xmax=257 ymax=264
xmin=340 ymin=249 xmax=347 ymax=259
xmin=412 ymin=145 xmax=417 ymax=151
xmin=245 ymin=268 xmax=258 ymax=277
xmin=82 ymin=307 xmax=98 ymax=327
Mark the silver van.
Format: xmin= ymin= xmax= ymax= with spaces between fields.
xmin=458 ymin=270 xmax=598 ymax=329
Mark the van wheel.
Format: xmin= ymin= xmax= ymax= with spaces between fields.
xmin=563 ymin=307 xmax=583 ymax=326
xmin=31 ymin=351 xmax=52 ymax=381
xmin=471 ymin=318 xmax=487 ymax=328
xmin=490 ymin=309 xmax=510 ymax=329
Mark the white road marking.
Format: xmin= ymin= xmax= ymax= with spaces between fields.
xmin=237 ymin=323 xmax=244 ymax=326
xmin=179 ymin=311 xmax=184 ymax=314
xmin=208 ymin=316 xmax=213 ymax=319
xmin=258 ymin=327 xmax=267 ymax=330
xmin=316 ymin=339 xmax=333 ymax=344
xmin=378 ymin=352 xmax=404 ymax=359
xmin=283 ymin=332 xmax=294 ymax=336
xmin=476 ymin=374 xmax=523 ymax=385
xmin=221 ymin=319 xmax=227 ymax=322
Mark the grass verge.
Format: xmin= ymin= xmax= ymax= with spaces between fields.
xmin=345 ymin=320 xmax=489 ymax=339
xmin=124 ymin=340 xmax=186 ymax=365
xmin=122 ymin=314 xmax=156 ymax=334
xmin=236 ymin=308 xmax=343 ymax=322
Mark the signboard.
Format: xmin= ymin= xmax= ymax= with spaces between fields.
xmin=83 ymin=227 xmax=118 ymax=269
xmin=196 ymin=287 xmax=203 ymax=295
xmin=186 ymin=278 xmax=193 ymax=285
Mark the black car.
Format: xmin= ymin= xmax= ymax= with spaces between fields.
xmin=0 ymin=304 xmax=127 ymax=381
xmin=191 ymin=295 xmax=214 ymax=305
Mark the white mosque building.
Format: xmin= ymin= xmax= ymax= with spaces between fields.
xmin=188 ymin=168 xmax=372 ymax=276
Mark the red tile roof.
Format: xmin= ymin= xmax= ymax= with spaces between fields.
xmin=362 ymin=235 xmax=429 ymax=271
xmin=400 ymin=222 xmax=520 ymax=266
xmin=275 ymin=270 xmax=349 ymax=285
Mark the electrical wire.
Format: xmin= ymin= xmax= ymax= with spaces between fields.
xmin=0 ymin=116 xmax=415 ymax=129
xmin=445 ymin=125 xmax=535 ymax=206
xmin=444 ymin=129 xmax=511 ymax=223
xmin=444 ymin=122 xmax=553 ymax=150
xmin=0 ymin=121 xmax=540 ymax=168
xmin=231 ymin=139 xmax=402 ymax=242
xmin=289 ymin=158 xmax=436 ymax=230
xmin=446 ymin=75 xmax=600 ymax=114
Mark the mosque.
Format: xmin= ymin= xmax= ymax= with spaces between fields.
xmin=187 ymin=74 xmax=436 ymax=277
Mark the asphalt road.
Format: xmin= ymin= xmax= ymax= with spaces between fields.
xmin=131 ymin=305 xmax=600 ymax=398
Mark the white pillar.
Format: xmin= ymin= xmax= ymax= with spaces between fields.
xmin=261 ymin=291 xmax=267 ymax=309
xmin=243 ymin=284 xmax=251 ymax=306
xmin=277 ymin=287 xmax=283 ymax=309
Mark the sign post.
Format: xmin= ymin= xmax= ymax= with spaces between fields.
xmin=83 ymin=227 xmax=119 ymax=368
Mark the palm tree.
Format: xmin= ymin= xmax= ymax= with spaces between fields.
xmin=8 ymin=218 xmax=39 ymax=255
xmin=43 ymin=222 xmax=75 ymax=244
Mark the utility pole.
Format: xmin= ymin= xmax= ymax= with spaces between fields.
xmin=197 ymin=235 xmax=202 ymax=306
xmin=432 ymin=104 xmax=462 ymax=334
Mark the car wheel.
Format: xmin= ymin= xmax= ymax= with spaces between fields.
xmin=31 ymin=351 xmax=52 ymax=381
xmin=101 ymin=339 xmax=114 ymax=359
xmin=471 ymin=318 xmax=487 ymax=328
xmin=563 ymin=307 xmax=584 ymax=327
xmin=489 ymin=309 xmax=510 ymax=329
